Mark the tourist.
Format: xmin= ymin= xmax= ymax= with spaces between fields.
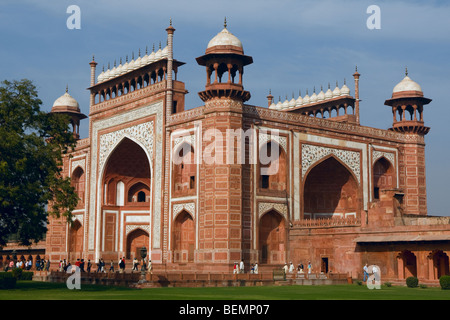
xmin=363 ymin=264 xmax=369 ymax=282
xmin=45 ymin=259 xmax=50 ymax=272
xmin=254 ymin=263 xmax=259 ymax=274
xmin=132 ymin=257 xmax=139 ymax=271
xmin=239 ymin=260 xmax=245 ymax=273
xmin=87 ymin=259 xmax=92 ymax=273
xmin=307 ymin=261 xmax=312 ymax=274
xmin=147 ymin=259 xmax=152 ymax=274
xmin=109 ymin=260 xmax=115 ymax=273
xmin=289 ymin=262 xmax=295 ymax=273
xmin=119 ymin=257 xmax=125 ymax=273
xmin=283 ymin=263 xmax=288 ymax=274
xmin=250 ymin=264 xmax=255 ymax=274
xmin=80 ymin=259 xmax=85 ymax=272
xmin=96 ymin=259 xmax=102 ymax=272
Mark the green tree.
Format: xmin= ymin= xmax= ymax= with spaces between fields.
xmin=0 ymin=79 xmax=79 ymax=246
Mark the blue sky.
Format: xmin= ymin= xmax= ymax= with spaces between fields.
xmin=1 ymin=0 xmax=449 ymax=215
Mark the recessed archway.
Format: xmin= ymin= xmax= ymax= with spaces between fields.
xmin=259 ymin=141 xmax=287 ymax=192
xmin=373 ymin=157 xmax=395 ymax=200
xmin=126 ymin=228 xmax=149 ymax=260
xmin=173 ymin=211 xmax=195 ymax=263
xmin=71 ymin=167 xmax=85 ymax=208
xmin=259 ymin=210 xmax=286 ymax=264
xmin=303 ymin=156 xmax=359 ymax=219
xmin=69 ymin=220 xmax=83 ymax=260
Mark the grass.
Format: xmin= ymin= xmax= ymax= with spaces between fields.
xmin=1 ymin=281 xmax=450 ymax=300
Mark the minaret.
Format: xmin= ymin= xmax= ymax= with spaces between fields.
xmin=267 ymin=89 xmax=274 ymax=107
xmin=166 ymin=19 xmax=175 ymax=118
xmin=384 ymin=69 xmax=432 ymax=215
xmin=89 ymin=55 xmax=97 ymax=107
xmin=195 ymin=20 xmax=254 ymax=269
xmin=353 ymin=66 xmax=360 ymax=124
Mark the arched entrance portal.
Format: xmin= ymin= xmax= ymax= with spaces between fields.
xmin=259 ymin=210 xmax=286 ymax=264
xmin=102 ymin=137 xmax=151 ymax=260
xmin=303 ymin=156 xmax=359 ymax=219
xmin=126 ymin=228 xmax=149 ymax=260
xmin=173 ymin=211 xmax=195 ymax=263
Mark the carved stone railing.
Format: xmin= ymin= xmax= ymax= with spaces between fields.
xmin=294 ymin=216 xmax=361 ymax=228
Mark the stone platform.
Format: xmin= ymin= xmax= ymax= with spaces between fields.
xmin=32 ymin=271 xmax=350 ymax=288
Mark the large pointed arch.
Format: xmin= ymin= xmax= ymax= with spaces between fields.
xmin=302 ymin=155 xmax=360 ymax=219
xmin=100 ymin=137 xmax=152 ymax=260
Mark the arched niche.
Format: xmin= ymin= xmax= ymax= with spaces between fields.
xmin=173 ymin=210 xmax=195 ymax=263
xmin=259 ymin=141 xmax=288 ymax=193
xmin=172 ymin=142 xmax=196 ymax=197
xmin=259 ymin=210 xmax=286 ymax=264
xmin=373 ymin=157 xmax=395 ymax=200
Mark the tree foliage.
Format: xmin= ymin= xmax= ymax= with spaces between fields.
xmin=0 ymin=79 xmax=79 ymax=246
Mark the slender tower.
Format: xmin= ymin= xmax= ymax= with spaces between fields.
xmin=166 ymin=19 xmax=175 ymax=118
xmin=353 ymin=66 xmax=360 ymax=124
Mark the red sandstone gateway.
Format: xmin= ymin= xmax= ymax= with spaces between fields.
xmin=4 ymin=20 xmax=450 ymax=285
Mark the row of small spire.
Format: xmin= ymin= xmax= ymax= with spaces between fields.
xmin=269 ymin=80 xmax=351 ymax=110
xmin=97 ymin=42 xmax=170 ymax=83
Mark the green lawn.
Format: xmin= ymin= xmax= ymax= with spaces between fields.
xmin=1 ymin=281 xmax=450 ymax=300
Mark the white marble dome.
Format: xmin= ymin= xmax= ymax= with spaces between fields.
xmin=52 ymin=91 xmax=79 ymax=110
xmin=207 ymin=27 xmax=243 ymax=50
xmin=393 ymin=75 xmax=422 ymax=94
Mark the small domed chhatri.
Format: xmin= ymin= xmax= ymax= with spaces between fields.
xmin=50 ymin=86 xmax=87 ymax=139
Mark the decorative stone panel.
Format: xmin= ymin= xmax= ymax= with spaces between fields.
xmin=372 ymin=150 xmax=395 ymax=166
xmin=259 ymin=131 xmax=287 ymax=154
xmin=125 ymin=224 xmax=151 ymax=236
xmin=71 ymin=158 xmax=86 ymax=174
xmin=302 ymin=144 xmax=361 ymax=183
xmin=258 ymin=202 xmax=288 ymax=220
xmin=172 ymin=202 xmax=196 ymax=220
xmin=99 ymin=121 xmax=154 ymax=170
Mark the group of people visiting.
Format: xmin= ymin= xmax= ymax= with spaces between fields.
xmin=59 ymin=257 xmax=153 ymax=274
xmin=233 ymin=260 xmax=259 ymax=274
xmin=2 ymin=257 xmax=50 ymax=272
xmin=283 ymin=261 xmax=313 ymax=274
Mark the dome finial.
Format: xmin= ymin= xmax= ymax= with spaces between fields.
xmin=224 ymin=17 xmax=227 ymax=29
xmin=405 ymin=66 xmax=408 ymax=76
xmin=170 ymin=18 xmax=172 ymax=26
xmin=66 ymin=84 xmax=68 ymax=93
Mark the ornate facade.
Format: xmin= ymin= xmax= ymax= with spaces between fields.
xmin=40 ymin=21 xmax=450 ymax=282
